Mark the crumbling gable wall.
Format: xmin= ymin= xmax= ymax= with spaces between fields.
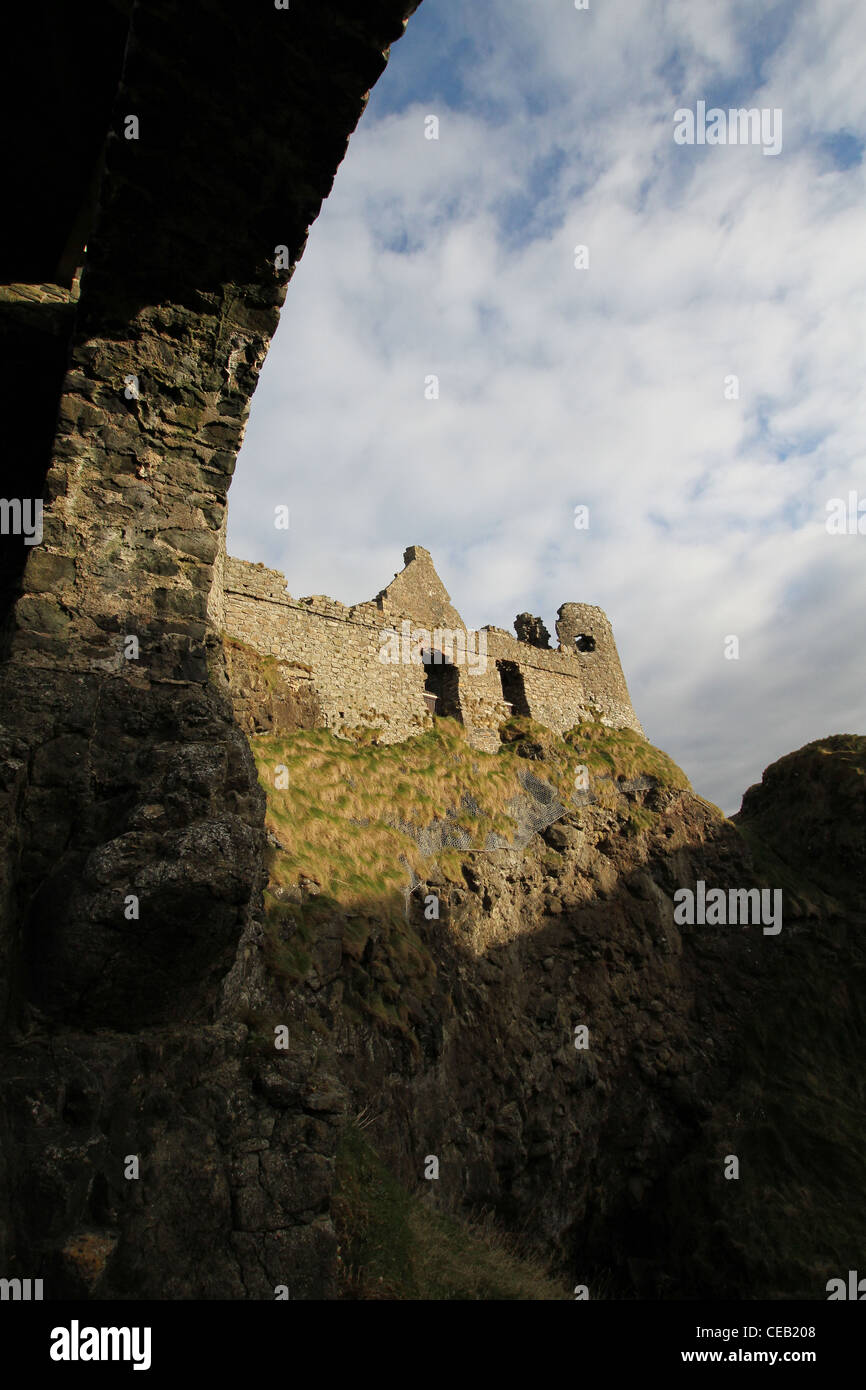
xmin=375 ymin=544 xmax=465 ymax=631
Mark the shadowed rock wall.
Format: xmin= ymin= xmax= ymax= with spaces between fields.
xmin=1 ymin=0 xmax=422 ymax=1014
xmin=0 ymin=0 xmax=421 ymax=1297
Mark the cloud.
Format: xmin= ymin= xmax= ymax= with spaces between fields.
xmin=228 ymin=0 xmax=865 ymax=815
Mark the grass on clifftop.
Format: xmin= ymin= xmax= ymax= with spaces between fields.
xmin=251 ymin=719 xmax=693 ymax=1024
xmin=254 ymin=720 xmax=528 ymax=915
xmin=333 ymin=1124 xmax=570 ymax=1300
xmin=563 ymin=721 xmax=692 ymax=792
xmin=253 ymin=717 xmax=693 ymax=914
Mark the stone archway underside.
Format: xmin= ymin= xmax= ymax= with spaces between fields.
xmin=0 ymin=0 xmax=421 ymax=1297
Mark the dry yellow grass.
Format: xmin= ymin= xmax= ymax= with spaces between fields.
xmin=252 ymin=716 xmax=691 ymax=909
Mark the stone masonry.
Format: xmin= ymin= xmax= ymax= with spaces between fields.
xmin=214 ymin=542 xmax=644 ymax=752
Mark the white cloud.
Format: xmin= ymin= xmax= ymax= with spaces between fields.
xmin=228 ymin=0 xmax=866 ymax=814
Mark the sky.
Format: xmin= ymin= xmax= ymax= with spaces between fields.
xmin=227 ymin=0 xmax=865 ymax=815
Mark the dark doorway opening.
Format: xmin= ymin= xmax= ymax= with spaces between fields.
xmin=497 ymin=660 xmax=530 ymax=716
xmin=423 ymin=652 xmax=463 ymax=722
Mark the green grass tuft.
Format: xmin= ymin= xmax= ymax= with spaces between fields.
xmin=333 ymin=1125 xmax=571 ymax=1300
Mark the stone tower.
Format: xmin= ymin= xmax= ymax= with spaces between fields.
xmin=555 ymin=603 xmax=642 ymax=735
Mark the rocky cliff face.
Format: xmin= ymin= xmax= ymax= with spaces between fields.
xmin=2 ymin=711 xmax=862 ymax=1299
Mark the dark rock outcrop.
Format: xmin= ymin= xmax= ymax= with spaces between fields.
xmin=514 ymin=613 xmax=552 ymax=649
xmin=734 ymin=733 xmax=866 ymax=898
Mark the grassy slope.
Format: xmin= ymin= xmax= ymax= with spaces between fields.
xmin=253 ymin=716 xmax=693 ymax=906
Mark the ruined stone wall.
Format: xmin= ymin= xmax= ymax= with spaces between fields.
xmin=484 ymin=624 xmax=644 ymax=738
xmin=223 ymin=558 xmax=433 ymax=743
xmin=218 ymin=547 xmax=644 ymax=749
xmin=375 ymin=543 xmax=464 ymax=631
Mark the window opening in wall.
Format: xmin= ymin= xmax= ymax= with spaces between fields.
xmin=574 ymin=634 xmax=596 ymax=653
xmin=496 ymin=659 xmax=530 ymax=717
xmin=422 ymin=651 xmax=463 ymax=722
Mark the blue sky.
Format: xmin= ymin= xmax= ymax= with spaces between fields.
xmin=228 ymin=0 xmax=865 ymax=814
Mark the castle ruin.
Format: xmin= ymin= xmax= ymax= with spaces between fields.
xmin=210 ymin=540 xmax=644 ymax=752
